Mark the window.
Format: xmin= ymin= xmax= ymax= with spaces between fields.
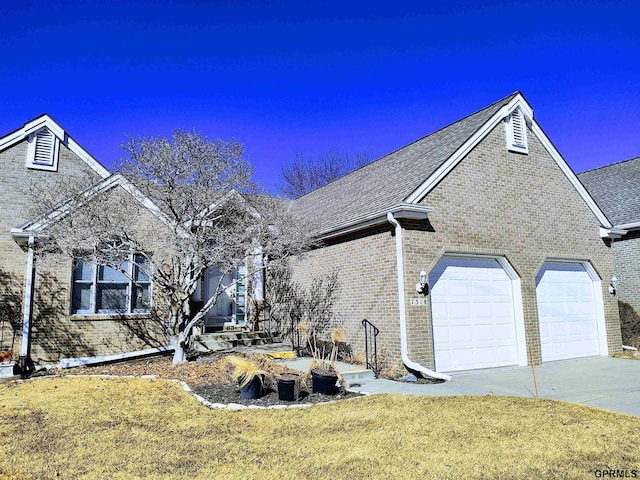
xmin=26 ymin=128 xmax=60 ymax=171
xmin=505 ymin=108 xmax=528 ymax=154
xmin=72 ymin=254 xmax=152 ymax=314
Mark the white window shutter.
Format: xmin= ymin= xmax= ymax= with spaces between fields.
xmin=505 ymin=108 xmax=528 ymax=154
xmin=26 ymin=128 xmax=60 ymax=170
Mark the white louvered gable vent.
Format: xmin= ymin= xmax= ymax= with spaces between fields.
xmin=505 ymin=108 xmax=528 ymax=154
xmin=26 ymin=128 xmax=60 ymax=171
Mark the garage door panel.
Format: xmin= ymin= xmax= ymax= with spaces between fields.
xmin=474 ymin=324 xmax=495 ymax=342
xmin=472 ymin=302 xmax=493 ymax=319
xmin=471 ymin=280 xmax=490 ymax=297
xmin=447 ymin=279 xmax=470 ymax=296
xmin=494 ymin=324 xmax=516 ymax=341
xmin=474 ymin=347 xmax=497 ymax=366
xmin=491 ymin=281 xmax=513 ymax=297
xmin=491 ymin=302 xmax=515 ymax=319
xmin=536 ymin=262 xmax=600 ymax=362
xmin=452 ymin=349 xmax=474 ymax=369
xmin=449 ymin=302 xmax=471 ymax=319
xmin=431 ymin=257 xmax=520 ymax=372
xmin=496 ymin=345 xmax=517 ymax=363
xmin=450 ymin=325 xmax=472 ymax=343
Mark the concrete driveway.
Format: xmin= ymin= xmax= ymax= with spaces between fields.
xmin=343 ymin=356 xmax=640 ymax=417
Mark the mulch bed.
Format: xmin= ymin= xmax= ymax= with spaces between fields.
xmin=192 ymin=380 xmax=359 ymax=407
xmin=32 ymin=352 xmax=362 ymax=406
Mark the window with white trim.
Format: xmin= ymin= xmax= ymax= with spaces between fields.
xmin=505 ymin=108 xmax=528 ymax=154
xmin=26 ymin=128 xmax=60 ymax=171
xmin=72 ymin=254 xmax=152 ymax=314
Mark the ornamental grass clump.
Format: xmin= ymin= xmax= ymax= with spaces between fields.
xmin=226 ymin=355 xmax=268 ymax=388
xmin=305 ymin=326 xmax=346 ymax=376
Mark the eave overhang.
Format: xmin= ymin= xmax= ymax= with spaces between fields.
xmin=317 ymin=203 xmax=433 ymax=241
xmin=600 ymin=227 xmax=628 ymax=239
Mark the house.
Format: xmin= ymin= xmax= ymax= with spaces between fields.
xmin=578 ymin=157 xmax=640 ymax=347
xmin=0 ymin=92 xmax=625 ymax=378
xmin=0 ymin=115 xmax=263 ymax=372
xmin=290 ymin=91 xmax=622 ymax=379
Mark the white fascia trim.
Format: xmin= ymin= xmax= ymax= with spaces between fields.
xmin=600 ymin=227 xmax=627 ymax=239
xmin=0 ymin=114 xmax=110 ymax=179
xmin=387 ymin=212 xmax=451 ymax=381
xmin=66 ymin=136 xmax=111 ymax=179
xmin=318 ymin=203 xmax=432 ymax=240
xmin=113 ymin=174 xmax=177 ymax=232
xmin=188 ymin=189 xmax=262 ymax=229
xmin=613 ymin=221 xmax=640 ymax=231
xmin=12 ymin=174 xmax=176 ymax=244
xmin=529 ymin=121 xmax=612 ymax=229
xmin=405 ymin=94 xmax=533 ymax=204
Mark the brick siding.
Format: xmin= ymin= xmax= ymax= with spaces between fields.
xmin=0 ymin=138 xmax=168 ymax=363
xmin=292 ymin=122 xmax=622 ymax=370
xmin=612 ymin=231 xmax=640 ymax=314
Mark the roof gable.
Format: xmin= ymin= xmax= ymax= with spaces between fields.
xmin=291 ymin=92 xmax=613 ymax=234
xmin=0 ymin=114 xmax=111 ymax=179
xmin=578 ymin=157 xmax=640 ymax=227
xmin=292 ymin=93 xmax=521 ymax=231
xmin=11 ymin=174 xmax=173 ymax=244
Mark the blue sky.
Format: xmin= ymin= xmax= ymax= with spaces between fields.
xmin=2 ymin=1 xmax=639 ymax=193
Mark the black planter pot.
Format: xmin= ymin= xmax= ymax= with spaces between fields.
xmin=311 ymin=371 xmax=338 ymax=395
xmin=240 ymin=375 xmax=263 ymax=399
xmin=277 ymin=376 xmax=298 ymax=401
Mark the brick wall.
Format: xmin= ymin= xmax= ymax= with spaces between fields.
xmin=0 ymin=138 xmax=169 ymax=363
xmin=291 ymin=121 xmax=622 ymax=370
xmin=612 ymin=231 xmax=640 ymax=314
xmin=291 ymin=226 xmax=402 ymax=363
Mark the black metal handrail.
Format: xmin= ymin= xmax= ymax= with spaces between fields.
xmin=361 ymin=319 xmax=380 ymax=378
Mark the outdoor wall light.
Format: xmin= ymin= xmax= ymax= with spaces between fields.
xmin=416 ymin=270 xmax=429 ymax=296
xmin=609 ymin=276 xmax=618 ymax=295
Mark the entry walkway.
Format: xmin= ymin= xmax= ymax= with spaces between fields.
xmin=282 ymin=356 xmax=640 ymax=417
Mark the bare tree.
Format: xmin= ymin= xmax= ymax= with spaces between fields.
xmin=280 ymin=148 xmax=373 ymax=198
xmin=31 ymin=130 xmax=315 ymax=365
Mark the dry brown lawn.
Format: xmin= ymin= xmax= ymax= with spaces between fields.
xmin=1 ymin=376 xmax=639 ymax=479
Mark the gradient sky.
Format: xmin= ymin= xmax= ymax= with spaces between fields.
xmin=2 ymin=1 xmax=639 ymax=193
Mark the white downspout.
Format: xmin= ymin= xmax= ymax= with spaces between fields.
xmin=387 ymin=213 xmax=451 ymax=381
xmin=19 ymin=235 xmax=36 ymax=376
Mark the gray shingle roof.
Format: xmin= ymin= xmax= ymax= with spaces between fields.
xmin=291 ymin=92 xmax=519 ymax=232
xmin=577 ymin=157 xmax=640 ymax=226
xmin=578 ymin=157 xmax=640 ymax=225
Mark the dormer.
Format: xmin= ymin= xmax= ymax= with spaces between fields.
xmin=26 ymin=127 xmax=60 ymax=171
xmin=505 ymin=107 xmax=528 ymax=154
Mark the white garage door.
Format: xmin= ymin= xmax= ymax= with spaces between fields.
xmin=536 ymin=262 xmax=600 ymax=362
xmin=430 ymin=257 xmax=519 ymax=372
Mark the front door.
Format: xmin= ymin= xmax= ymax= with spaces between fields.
xmin=203 ymin=265 xmax=247 ymax=332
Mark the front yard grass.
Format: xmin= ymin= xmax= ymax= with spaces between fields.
xmin=1 ymin=376 xmax=639 ymax=479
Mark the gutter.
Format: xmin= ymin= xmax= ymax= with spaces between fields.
xmin=600 ymin=227 xmax=627 ymax=239
xmin=613 ymin=221 xmax=640 ymax=232
xmin=317 ymin=203 xmax=433 ymax=241
xmin=386 ymin=212 xmax=452 ymax=382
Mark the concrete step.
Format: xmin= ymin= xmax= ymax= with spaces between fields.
xmin=192 ymin=332 xmax=283 ymax=354
xmin=0 ymin=362 xmax=15 ymax=379
xmin=280 ymin=357 xmax=374 ymax=382
xmin=340 ymin=368 xmax=375 ymax=382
